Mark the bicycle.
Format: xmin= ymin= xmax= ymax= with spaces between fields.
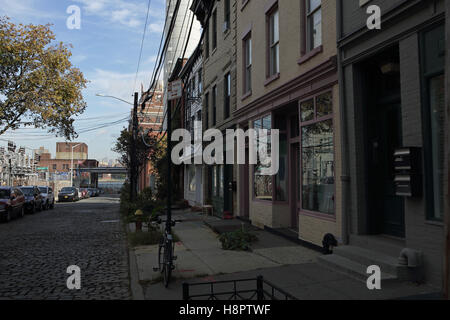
xmin=152 ymin=217 xmax=181 ymax=288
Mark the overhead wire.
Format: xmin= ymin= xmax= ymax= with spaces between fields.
xmin=133 ymin=0 xmax=153 ymax=93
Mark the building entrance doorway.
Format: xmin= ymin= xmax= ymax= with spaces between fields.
xmin=361 ymin=46 xmax=405 ymax=238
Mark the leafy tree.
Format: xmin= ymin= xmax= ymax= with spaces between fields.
xmin=0 ymin=16 xmax=88 ymax=139
xmin=113 ymin=127 xmax=167 ymax=201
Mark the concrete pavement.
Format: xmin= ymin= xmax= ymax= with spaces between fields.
xmin=135 ymin=210 xmax=441 ymax=300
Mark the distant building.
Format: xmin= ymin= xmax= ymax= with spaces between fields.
xmin=55 ymin=142 xmax=88 ymax=160
xmin=138 ymin=81 xmax=165 ymax=192
xmin=37 ymin=143 xmax=98 ymax=187
xmin=34 ymin=146 xmax=49 ymax=156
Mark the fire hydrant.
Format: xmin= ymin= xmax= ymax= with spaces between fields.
xmin=135 ymin=209 xmax=144 ymax=232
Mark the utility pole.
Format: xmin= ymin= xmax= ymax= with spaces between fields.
xmin=130 ymin=92 xmax=139 ymax=202
xmin=166 ymin=98 xmax=172 ymax=233
xmin=8 ymin=159 xmax=12 ymax=186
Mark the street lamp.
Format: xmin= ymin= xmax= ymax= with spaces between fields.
xmin=95 ymin=94 xmax=134 ymax=106
xmin=71 ymin=143 xmax=82 ymax=187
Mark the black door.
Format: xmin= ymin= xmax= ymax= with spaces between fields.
xmin=367 ymin=103 xmax=405 ymax=238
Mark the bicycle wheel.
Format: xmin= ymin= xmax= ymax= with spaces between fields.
xmin=163 ymin=240 xmax=173 ymax=288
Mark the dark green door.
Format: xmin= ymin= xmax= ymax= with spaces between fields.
xmin=368 ymin=103 xmax=405 ymax=237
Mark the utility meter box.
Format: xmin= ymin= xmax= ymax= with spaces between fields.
xmin=393 ymin=147 xmax=422 ymax=197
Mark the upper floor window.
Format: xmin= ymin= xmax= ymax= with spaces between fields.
xmin=198 ymin=69 xmax=203 ymax=94
xmin=243 ymin=35 xmax=252 ymax=94
xmin=224 ymin=0 xmax=231 ymax=31
xmin=212 ymin=10 xmax=218 ymax=50
xmin=205 ymin=92 xmax=209 ymax=129
xmin=307 ymin=0 xmax=322 ymax=50
xmin=205 ymin=23 xmax=210 ymax=58
xmin=268 ymin=7 xmax=279 ymax=77
xmin=224 ymin=73 xmax=231 ymax=119
xmin=212 ymin=85 xmax=217 ymax=126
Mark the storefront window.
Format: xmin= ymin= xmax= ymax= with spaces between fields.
xmin=275 ymin=133 xmax=288 ymax=201
xmin=301 ymin=99 xmax=314 ymax=122
xmin=212 ymin=166 xmax=218 ymax=196
xmin=427 ymin=74 xmax=444 ymax=221
xmin=219 ymin=165 xmax=224 ymax=198
xmin=254 ymin=115 xmax=273 ymax=200
xmin=189 ymin=166 xmax=196 ymax=192
xmin=300 ymin=93 xmax=334 ymax=215
xmin=316 ymin=92 xmax=333 ymax=118
xmin=422 ymin=24 xmax=445 ymax=221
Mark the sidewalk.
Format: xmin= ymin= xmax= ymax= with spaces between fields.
xmin=132 ymin=210 xmax=440 ymax=300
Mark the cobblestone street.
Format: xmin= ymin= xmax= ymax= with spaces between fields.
xmin=0 ymin=195 xmax=131 ymax=300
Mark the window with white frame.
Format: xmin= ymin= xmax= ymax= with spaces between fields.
xmin=268 ymin=7 xmax=279 ymax=77
xmin=244 ymin=35 xmax=252 ymax=93
xmin=307 ymin=0 xmax=322 ymax=50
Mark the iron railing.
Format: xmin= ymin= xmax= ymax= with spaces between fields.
xmin=182 ymin=276 xmax=298 ymax=301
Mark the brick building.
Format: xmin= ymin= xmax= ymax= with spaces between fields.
xmin=55 ymin=142 xmax=88 ymax=160
xmin=138 ymin=82 xmax=165 ymax=192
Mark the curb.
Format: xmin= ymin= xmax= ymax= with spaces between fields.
xmin=129 ymin=247 xmax=145 ymax=300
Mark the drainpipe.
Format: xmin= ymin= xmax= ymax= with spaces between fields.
xmin=444 ymin=0 xmax=450 ymax=299
xmin=337 ymin=0 xmax=350 ymax=245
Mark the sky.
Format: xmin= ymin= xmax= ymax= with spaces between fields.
xmin=0 ymin=0 xmax=166 ymax=162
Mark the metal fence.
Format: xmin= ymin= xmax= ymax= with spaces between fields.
xmin=182 ymin=276 xmax=298 ymax=301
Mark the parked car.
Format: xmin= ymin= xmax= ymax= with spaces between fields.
xmin=87 ymin=188 xmax=95 ymax=197
xmin=80 ymin=188 xmax=90 ymax=199
xmin=88 ymin=188 xmax=100 ymax=197
xmin=38 ymin=186 xmax=55 ymax=210
xmin=0 ymin=187 xmax=26 ymax=222
xmin=58 ymin=187 xmax=79 ymax=202
xmin=19 ymin=186 xmax=44 ymax=214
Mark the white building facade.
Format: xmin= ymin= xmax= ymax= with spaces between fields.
xmin=163 ymin=0 xmax=202 ymax=128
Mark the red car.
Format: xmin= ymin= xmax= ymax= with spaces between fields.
xmin=0 ymin=187 xmax=26 ymax=223
xmin=80 ymin=188 xmax=90 ymax=199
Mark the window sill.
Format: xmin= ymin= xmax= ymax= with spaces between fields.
xmin=241 ymin=90 xmax=252 ymax=101
xmin=298 ymin=45 xmax=323 ymax=65
xmin=264 ymin=73 xmax=280 ymax=87
xmin=425 ymin=220 xmax=444 ymax=227
xmin=300 ymin=209 xmax=336 ymax=222
xmin=211 ymin=47 xmax=217 ymax=56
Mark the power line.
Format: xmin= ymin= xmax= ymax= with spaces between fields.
xmin=146 ymin=0 xmax=182 ymax=96
xmin=133 ymin=0 xmax=153 ymax=93
xmin=148 ymin=0 xmax=173 ymax=89
xmin=150 ymin=0 xmax=192 ymax=131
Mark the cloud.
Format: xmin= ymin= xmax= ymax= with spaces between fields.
xmin=72 ymin=54 xmax=88 ymax=64
xmin=148 ymin=22 xmax=164 ymax=33
xmin=72 ymin=0 xmax=165 ymax=30
xmin=0 ymin=0 xmax=57 ymax=21
xmin=87 ymin=68 xmax=153 ymax=109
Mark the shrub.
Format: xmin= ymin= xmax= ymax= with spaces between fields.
xmin=219 ymin=229 xmax=258 ymax=251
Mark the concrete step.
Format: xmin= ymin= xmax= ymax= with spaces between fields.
xmin=318 ymin=254 xmax=398 ymax=283
xmin=333 ymin=245 xmax=400 ymax=275
xmin=349 ymin=235 xmax=405 ymax=257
